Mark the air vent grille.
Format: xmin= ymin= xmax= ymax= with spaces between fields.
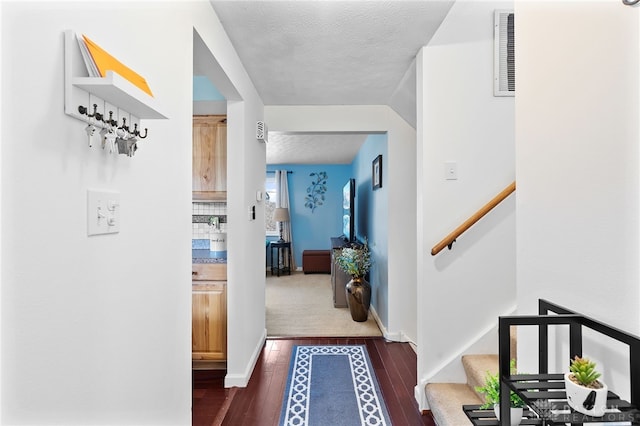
xmin=256 ymin=121 xmax=268 ymax=143
xmin=494 ymin=10 xmax=515 ymax=97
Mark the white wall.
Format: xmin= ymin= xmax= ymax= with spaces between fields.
xmin=189 ymin=11 xmax=267 ymax=389
xmin=225 ymin=98 xmax=268 ymax=387
xmin=1 ymin=1 xmax=265 ymax=423
xmin=416 ymin=0 xmax=515 ymax=408
xmin=265 ymin=106 xmax=417 ymax=343
xmin=515 ymin=0 xmax=640 ymax=400
xmin=0 ymin=0 xmax=4 ymax=413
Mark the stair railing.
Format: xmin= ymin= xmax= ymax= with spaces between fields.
xmin=431 ymin=181 xmax=516 ymax=255
xmin=496 ymin=299 xmax=640 ymax=424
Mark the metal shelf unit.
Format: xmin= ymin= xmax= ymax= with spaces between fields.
xmin=464 ymin=299 xmax=640 ymax=425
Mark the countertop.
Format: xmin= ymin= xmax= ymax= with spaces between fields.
xmin=192 ymin=249 xmax=227 ymax=264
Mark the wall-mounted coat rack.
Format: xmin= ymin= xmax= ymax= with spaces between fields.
xmin=64 ymin=30 xmax=167 ymax=156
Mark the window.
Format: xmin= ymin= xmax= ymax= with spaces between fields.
xmin=265 ymin=174 xmax=278 ymax=236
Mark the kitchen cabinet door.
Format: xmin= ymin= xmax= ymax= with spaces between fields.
xmin=193 ymin=115 xmax=227 ymax=200
xmin=192 ymin=282 xmax=227 ymax=361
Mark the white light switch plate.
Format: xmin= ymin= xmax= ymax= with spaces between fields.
xmin=87 ymin=189 xmax=120 ymax=236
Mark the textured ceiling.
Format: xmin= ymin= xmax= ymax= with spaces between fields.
xmin=266 ymin=133 xmax=369 ymax=165
xmin=207 ymin=0 xmax=454 ymax=164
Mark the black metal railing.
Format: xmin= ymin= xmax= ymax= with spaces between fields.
xmin=495 ymin=299 xmax=640 ymax=425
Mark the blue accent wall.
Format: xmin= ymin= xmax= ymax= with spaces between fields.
xmin=267 ymin=164 xmax=353 ymax=266
xmin=353 ymin=134 xmax=389 ymax=325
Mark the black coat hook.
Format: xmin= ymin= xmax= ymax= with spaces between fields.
xmin=106 ymin=111 xmax=117 ymax=127
xmin=87 ymin=103 xmax=98 ymax=118
xmin=77 ymin=106 xmax=148 ymax=141
xmin=130 ymin=123 xmax=148 ymax=139
xmin=119 ymin=117 xmax=129 ymax=131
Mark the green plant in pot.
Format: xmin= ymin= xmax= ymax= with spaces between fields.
xmin=336 ymin=240 xmax=372 ymax=322
xmin=564 ymin=356 xmax=608 ymax=417
xmin=475 ymin=359 xmax=526 ymax=426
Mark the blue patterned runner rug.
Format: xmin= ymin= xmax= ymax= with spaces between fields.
xmin=278 ymin=345 xmax=391 ymax=426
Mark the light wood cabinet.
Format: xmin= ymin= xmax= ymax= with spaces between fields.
xmin=192 ymin=115 xmax=227 ymax=201
xmin=192 ymin=263 xmax=227 ymax=281
xmin=192 ymin=281 xmax=227 ymax=361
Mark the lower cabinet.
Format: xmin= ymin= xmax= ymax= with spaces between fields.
xmin=331 ymin=248 xmax=350 ymax=308
xmin=192 ymin=281 xmax=227 ymax=361
xmin=330 ymin=237 xmax=350 ymax=308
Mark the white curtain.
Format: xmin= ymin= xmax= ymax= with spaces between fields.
xmin=275 ymin=170 xmax=295 ymax=270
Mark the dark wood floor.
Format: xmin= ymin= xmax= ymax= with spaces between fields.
xmin=193 ymin=337 xmax=435 ymax=426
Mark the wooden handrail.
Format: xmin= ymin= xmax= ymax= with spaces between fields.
xmin=431 ymin=181 xmax=516 ymax=255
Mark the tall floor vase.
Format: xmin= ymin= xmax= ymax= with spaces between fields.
xmin=345 ymin=276 xmax=371 ymax=322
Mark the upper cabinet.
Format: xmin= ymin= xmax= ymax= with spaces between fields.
xmin=193 ymin=115 xmax=227 ymax=201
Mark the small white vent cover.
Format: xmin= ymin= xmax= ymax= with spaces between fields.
xmin=494 ymin=10 xmax=515 ymax=97
xmin=256 ymin=121 xmax=268 ymax=143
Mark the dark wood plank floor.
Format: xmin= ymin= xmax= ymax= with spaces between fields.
xmin=193 ymin=337 xmax=435 ymax=426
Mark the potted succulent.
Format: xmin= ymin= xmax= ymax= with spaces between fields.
xmin=475 ymin=359 xmax=526 ymax=426
xmin=336 ymin=240 xmax=372 ymax=322
xmin=564 ymin=356 xmax=608 ymax=417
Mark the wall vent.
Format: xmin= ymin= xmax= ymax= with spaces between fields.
xmin=256 ymin=121 xmax=268 ymax=143
xmin=494 ymin=10 xmax=515 ymax=97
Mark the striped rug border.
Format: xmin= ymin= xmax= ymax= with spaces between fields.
xmin=278 ymin=345 xmax=391 ymax=426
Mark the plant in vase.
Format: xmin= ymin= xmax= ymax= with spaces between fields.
xmin=564 ymin=356 xmax=608 ymax=417
xmin=336 ymin=240 xmax=372 ymax=322
xmin=475 ymin=359 xmax=526 ymax=426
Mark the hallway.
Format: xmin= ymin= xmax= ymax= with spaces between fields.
xmin=266 ymin=271 xmax=381 ymax=337
xmin=193 ymin=337 xmax=434 ymax=425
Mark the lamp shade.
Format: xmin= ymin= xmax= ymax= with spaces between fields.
xmin=273 ymin=207 xmax=290 ymax=222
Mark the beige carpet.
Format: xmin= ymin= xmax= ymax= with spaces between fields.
xmin=266 ymin=272 xmax=382 ymax=337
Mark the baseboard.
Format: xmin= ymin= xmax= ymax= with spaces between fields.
xmin=369 ymin=306 xmax=388 ymax=339
xmin=369 ymin=306 xmax=411 ymax=343
xmin=224 ymin=328 xmax=267 ymax=388
xmin=415 ymin=383 xmax=429 ymax=411
xmin=415 ymin=303 xmax=517 ymax=411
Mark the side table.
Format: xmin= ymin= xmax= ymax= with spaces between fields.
xmin=270 ymin=241 xmax=292 ymax=276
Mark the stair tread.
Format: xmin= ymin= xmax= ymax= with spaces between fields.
xmin=426 ymin=383 xmax=482 ymax=426
xmin=462 ymin=354 xmax=498 ymax=401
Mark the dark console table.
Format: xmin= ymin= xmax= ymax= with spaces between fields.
xmin=464 ymin=299 xmax=640 ymax=425
xmin=330 ymin=237 xmax=351 ymax=308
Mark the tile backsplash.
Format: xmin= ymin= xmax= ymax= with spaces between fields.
xmin=192 ymin=202 xmax=227 ymax=246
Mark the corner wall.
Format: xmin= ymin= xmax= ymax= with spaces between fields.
xmin=515 ymin=0 xmax=640 ymax=399
xmin=416 ymin=0 xmax=515 ymax=408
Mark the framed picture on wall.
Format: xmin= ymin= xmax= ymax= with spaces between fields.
xmin=372 ymin=155 xmax=382 ymax=190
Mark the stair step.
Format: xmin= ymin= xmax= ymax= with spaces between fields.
xmin=426 ymin=383 xmax=482 ymax=426
xmin=462 ymin=354 xmax=498 ymax=401
xmin=425 ymin=330 xmax=515 ymax=424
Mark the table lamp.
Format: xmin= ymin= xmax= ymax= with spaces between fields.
xmin=273 ymin=207 xmax=290 ymax=243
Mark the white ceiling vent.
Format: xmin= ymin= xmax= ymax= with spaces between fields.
xmin=256 ymin=121 xmax=268 ymax=143
xmin=494 ymin=10 xmax=515 ymax=97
